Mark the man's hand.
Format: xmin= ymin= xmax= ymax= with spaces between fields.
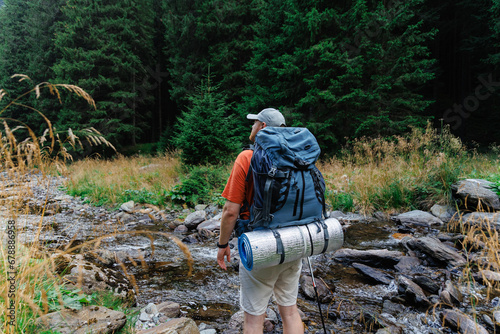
xmin=217 ymin=200 xmax=239 ymax=270
xmin=217 ymin=246 xmax=231 ymax=270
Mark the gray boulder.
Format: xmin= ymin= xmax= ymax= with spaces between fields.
xmin=431 ymin=204 xmax=457 ymax=223
xmin=441 ymin=309 xmax=489 ymax=334
xmin=184 ymin=211 xmax=207 ymax=229
xmin=463 ymin=212 xmax=500 ymax=230
xmin=451 ymin=179 xmax=500 ymax=212
xmin=333 ymin=248 xmax=404 ymax=268
xmin=120 ymin=200 xmax=135 ymax=213
xmin=36 ymin=306 xmax=126 ymax=334
xmin=196 ymin=213 xmax=222 ymax=232
xmin=392 ymin=210 xmax=444 ymax=227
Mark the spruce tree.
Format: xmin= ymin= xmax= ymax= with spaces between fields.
xmin=243 ymin=0 xmax=436 ymax=152
xmin=162 ymin=0 xmax=257 ymax=114
xmin=53 ymin=0 xmax=156 ymax=146
xmin=172 ymin=76 xmax=238 ymax=165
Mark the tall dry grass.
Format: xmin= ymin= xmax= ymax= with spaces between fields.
xmin=65 ymin=153 xmax=181 ymax=207
xmin=319 ymin=123 xmax=499 ymax=215
xmin=0 ymin=76 xmax=192 ymax=333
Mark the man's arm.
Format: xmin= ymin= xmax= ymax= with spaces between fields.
xmin=217 ymin=200 xmax=240 ymax=270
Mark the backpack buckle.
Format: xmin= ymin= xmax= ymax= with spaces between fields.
xmin=268 ymin=167 xmax=277 ymax=177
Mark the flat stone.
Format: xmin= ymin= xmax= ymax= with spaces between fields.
xmin=157 ymin=301 xmax=180 ymax=318
xmin=405 ymin=236 xmax=466 ymax=268
xmin=333 ymin=248 xmax=404 ymax=268
xmin=451 ymin=179 xmax=500 ymax=212
xmin=391 ymin=210 xmax=444 ymax=227
xmin=352 ymin=263 xmax=394 ymax=285
xmin=413 ymin=275 xmax=440 ymax=294
xmin=136 ymin=318 xmax=199 ymax=334
xmin=196 ymin=215 xmax=221 ymax=232
xmin=174 ymin=225 xmax=188 ymax=233
xmin=441 ymin=309 xmax=489 ymax=334
xmin=300 ymin=275 xmax=333 ymax=303
xmin=394 ymin=256 xmax=423 ymax=274
xmin=397 ymin=276 xmax=430 ymax=308
xmin=36 ymin=306 xmax=126 ymax=334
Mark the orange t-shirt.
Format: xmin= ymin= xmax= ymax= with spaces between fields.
xmin=222 ymin=149 xmax=254 ymax=219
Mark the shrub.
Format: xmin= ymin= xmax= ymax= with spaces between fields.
xmin=168 ymin=164 xmax=230 ymax=207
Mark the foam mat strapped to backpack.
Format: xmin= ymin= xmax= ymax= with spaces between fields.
xmin=238 ymin=218 xmax=344 ymax=271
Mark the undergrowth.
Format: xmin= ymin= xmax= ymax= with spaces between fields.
xmin=321 ymin=124 xmax=499 ymax=214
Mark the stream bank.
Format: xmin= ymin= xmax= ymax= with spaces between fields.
xmin=2 ymin=173 xmax=499 ymax=333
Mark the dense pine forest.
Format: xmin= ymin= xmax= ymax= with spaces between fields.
xmin=0 ymin=0 xmax=499 ymax=157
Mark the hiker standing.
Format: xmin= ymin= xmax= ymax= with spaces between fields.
xmin=217 ymin=108 xmax=304 ymax=334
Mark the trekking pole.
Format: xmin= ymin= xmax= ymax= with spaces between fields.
xmin=307 ymin=256 xmax=327 ymax=334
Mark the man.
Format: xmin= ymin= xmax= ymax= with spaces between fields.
xmin=217 ymin=108 xmax=304 ymax=334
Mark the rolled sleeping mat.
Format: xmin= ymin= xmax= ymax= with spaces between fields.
xmin=238 ymin=218 xmax=343 ymax=271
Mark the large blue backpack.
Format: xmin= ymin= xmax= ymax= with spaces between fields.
xmin=245 ymin=127 xmax=327 ymax=231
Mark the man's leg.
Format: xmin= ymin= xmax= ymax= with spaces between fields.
xmin=278 ymin=304 xmax=304 ymax=334
xmin=244 ymin=311 xmax=266 ymax=334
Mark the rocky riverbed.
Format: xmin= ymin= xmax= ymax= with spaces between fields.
xmin=2 ymin=173 xmax=500 ymax=333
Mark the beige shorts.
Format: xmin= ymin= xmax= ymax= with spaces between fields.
xmin=239 ymin=259 xmax=302 ymax=316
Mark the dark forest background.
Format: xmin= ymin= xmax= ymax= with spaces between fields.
xmin=0 ymin=0 xmax=499 ymax=157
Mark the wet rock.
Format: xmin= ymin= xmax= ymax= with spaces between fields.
xmin=397 ymin=276 xmax=431 ymax=308
xmin=333 ymin=248 xmax=404 ymax=268
xmin=36 ymin=306 xmax=126 ymax=334
xmin=394 ymin=256 xmax=422 ymax=274
xmin=352 ymin=263 xmax=394 ymax=285
xmin=462 ymin=212 xmax=500 ymax=230
xmin=52 ymin=253 xmax=136 ymax=306
xmin=473 ymin=270 xmax=500 ymax=284
xmin=182 ymin=234 xmax=199 ymax=244
xmin=227 ymin=310 xmax=244 ymax=333
xmin=413 ymin=275 xmax=441 ymax=294
xmin=391 ymin=210 xmax=444 ymax=227
xmin=405 ymin=236 xmax=466 ymax=268
xmin=492 ymin=311 xmax=500 ymax=328
xmin=328 ymin=211 xmax=372 ymax=223
xmin=431 ymin=204 xmax=457 ymax=223
xmin=441 ymin=309 xmax=489 ymax=334
xmin=382 ymin=300 xmax=405 ymax=317
xmin=121 ymin=200 xmax=135 ymax=213
xmin=174 ymin=225 xmax=188 ymax=234
xmin=482 ymin=314 xmax=495 ymax=330
xmin=184 ymin=210 xmax=207 ymax=229
xmin=439 ymin=280 xmax=463 ymax=306
xmin=198 ymin=228 xmax=215 ymax=239
xmin=82 ymin=249 xmax=116 ymax=267
xmin=360 ymin=311 xmax=403 ymax=334
xmin=299 ymin=275 xmax=333 ymax=303
xmin=197 ymin=214 xmax=222 ymax=232
xmin=137 ymin=318 xmax=200 ymax=334
xmin=157 ymin=301 xmax=181 ymax=318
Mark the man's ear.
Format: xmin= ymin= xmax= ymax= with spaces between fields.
xmin=261 ymin=122 xmax=267 ymax=129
